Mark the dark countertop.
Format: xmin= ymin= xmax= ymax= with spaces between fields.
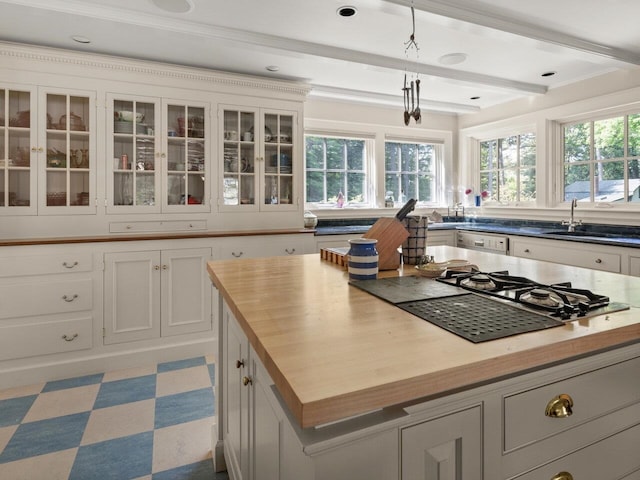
xmin=315 ymin=219 xmax=640 ymax=249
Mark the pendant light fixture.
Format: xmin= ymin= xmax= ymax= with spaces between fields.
xmin=402 ymin=4 xmax=421 ymax=125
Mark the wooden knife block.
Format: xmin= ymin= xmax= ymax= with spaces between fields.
xmin=362 ymin=217 xmax=410 ymax=270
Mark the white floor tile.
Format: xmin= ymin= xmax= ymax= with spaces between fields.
xmin=81 ymin=399 xmax=155 ymax=446
xmin=22 ymin=385 xmax=100 ymax=423
xmin=152 ymin=417 xmax=213 ymax=473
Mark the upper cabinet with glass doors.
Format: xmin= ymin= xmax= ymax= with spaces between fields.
xmin=107 ymin=94 xmax=209 ymax=214
xmin=220 ymin=106 xmax=296 ymax=211
xmin=0 ymin=85 xmax=95 ymax=215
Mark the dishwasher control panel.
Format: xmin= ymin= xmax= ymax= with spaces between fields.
xmin=456 ymin=231 xmax=509 ymax=254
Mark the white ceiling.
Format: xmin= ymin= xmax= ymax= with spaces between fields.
xmin=1 ymin=0 xmax=639 ymax=114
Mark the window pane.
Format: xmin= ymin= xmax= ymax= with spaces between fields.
xmin=385 ymin=173 xmax=399 ymax=200
xmin=417 ymin=175 xmax=434 ymax=202
xmin=347 ymin=172 xmax=365 ymax=202
xmin=520 ymin=133 xmax=536 ymax=167
xmin=499 ymin=168 xmax=517 ymax=202
xmin=500 ymin=136 xmax=518 ymax=168
xmin=594 ymin=117 xmax=624 ymax=160
xmin=519 ymin=167 xmax=536 ymax=201
xmin=305 ymin=136 xmax=324 ymax=169
xmin=629 ymin=159 xmax=640 ymax=202
xmin=401 ymin=173 xmax=417 ymax=200
xmin=480 ymin=140 xmax=497 ymax=170
xmin=400 ymin=144 xmax=416 ymax=172
xmin=564 ymin=123 xmax=590 ymax=162
xmin=346 ymin=140 xmax=364 ymax=170
xmin=325 ymin=139 xmax=345 ymax=170
xmin=385 ymin=143 xmax=400 ymax=171
xmin=480 ymin=172 xmax=498 ymax=202
xmin=629 ymin=114 xmax=640 ymax=157
xmin=417 ymin=145 xmax=433 ymax=174
xmin=326 ymin=171 xmax=344 ymax=200
xmin=306 ymin=171 xmax=324 ymax=202
xmin=595 ymin=160 xmax=624 ymax=201
xmin=564 ymin=163 xmax=590 ymax=201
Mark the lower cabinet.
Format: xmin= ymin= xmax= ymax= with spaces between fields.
xmin=220 ymin=300 xmax=640 ymax=480
xmin=104 ymin=247 xmax=212 ymax=344
xmin=401 ymin=406 xmax=482 ymax=480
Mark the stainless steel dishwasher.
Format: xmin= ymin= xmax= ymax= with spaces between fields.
xmin=456 ymin=230 xmax=509 ymax=254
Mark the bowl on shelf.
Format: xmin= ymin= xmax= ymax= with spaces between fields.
xmin=115 ymin=111 xmax=144 ymax=123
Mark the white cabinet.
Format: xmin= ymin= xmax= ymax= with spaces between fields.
xmin=427 ymin=230 xmax=455 ymax=247
xmin=630 ymin=256 xmax=640 ymax=277
xmin=510 ymin=237 xmax=621 ymax=272
xmin=104 ymin=247 xmax=212 ymax=344
xmin=218 ymin=234 xmax=313 ymax=260
xmin=223 ymin=303 xmax=281 ymax=480
xmin=106 ymin=94 xmax=210 ymax=213
xmin=0 ymin=84 xmax=96 ymax=215
xmin=220 ymin=106 xmax=298 ymax=212
xmin=0 ymin=250 xmax=94 ymax=361
xmin=401 ymin=406 xmax=482 ymax=480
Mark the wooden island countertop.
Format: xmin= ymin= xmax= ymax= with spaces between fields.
xmin=207 ymin=246 xmax=640 ymax=429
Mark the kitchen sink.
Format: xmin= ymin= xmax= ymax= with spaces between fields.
xmin=546 ymin=230 xmax=614 ymax=238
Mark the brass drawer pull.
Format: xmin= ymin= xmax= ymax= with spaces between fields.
xmin=545 ymin=393 xmax=574 ymax=418
xmin=62 ymin=261 xmax=79 ymax=269
xmin=231 ymin=251 xmax=244 ymax=258
xmin=551 ymin=472 xmax=573 ymax=480
xmin=595 ymin=258 xmax=602 ymax=264
xmin=242 ymin=376 xmax=253 ymax=386
xmin=62 ymin=333 xmax=78 ymax=342
xmin=62 ymin=294 xmax=78 ymax=302
xmin=285 ymin=248 xmax=296 ymax=255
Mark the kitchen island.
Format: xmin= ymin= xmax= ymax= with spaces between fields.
xmin=207 ymin=246 xmax=640 ymax=480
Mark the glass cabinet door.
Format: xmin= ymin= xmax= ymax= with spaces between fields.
xmin=44 ymin=93 xmax=92 ymax=209
xmin=0 ymin=87 xmax=35 ymax=212
xmin=165 ymin=103 xmax=207 ymax=209
xmin=111 ymin=98 xmax=158 ymax=210
xmin=222 ymin=108 xmax=257 ymax=207
xmin=263 ymin=112 xmax=294 ymax=207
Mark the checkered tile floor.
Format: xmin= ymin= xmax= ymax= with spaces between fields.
xmin=0 ymin=356 xmax=228 ymax=480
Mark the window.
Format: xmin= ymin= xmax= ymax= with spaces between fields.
xmin=479 ymin=133 xmax=536 ymax=203
xmin=563 ymin=113 xmax=640 ymax=202
xmin=385 ymin=141 xmax=438 ymax=205
xmin=305 ymin=135 xmax=369 ymax=206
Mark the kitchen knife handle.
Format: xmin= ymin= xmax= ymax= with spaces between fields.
xmin=395 ymin=198 xmax=417 ymax=221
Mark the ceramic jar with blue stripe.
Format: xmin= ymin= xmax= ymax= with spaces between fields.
xmin=348 ymin=238 xmax=379 ymax=281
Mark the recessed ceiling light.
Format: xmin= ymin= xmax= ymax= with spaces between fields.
xmin=438 ymin=53 xmax=467 ymax=66
xmin=541 ymin=71 xmax=556 ymax=77
xmin=337 ymin=6 xmax=357 ymax=17
xmin=71 ymin=35 xmax=91 ymax=44
xmin=150 ymin=0 xmax=193 ymax=13
xmin=266 ymin=65 xmax=280 ymax=72
xmin=470 ymin=96 xmax=480 ymax=100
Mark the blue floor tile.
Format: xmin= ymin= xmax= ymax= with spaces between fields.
xmin=42 ymin=373 xmax=104 ymax=393
xmin=0 ymin=395 xmax=38 ymax=428
xmin=207 ymin=364 xmax=215 ymax=385
xmin=94 ymin=374 xmax=157 ymax=409
xmin=155 ymin=388 xmax=214 ymax=429
xmin=157 ymin=356 xmax=206 ymax=373
xmin=0 ymin=412 xmax=90 ymax=463
xmin=153 ymin=459 xmax=226 ymax=480
xmin=69 ymin=431 xmax=153 ymax=480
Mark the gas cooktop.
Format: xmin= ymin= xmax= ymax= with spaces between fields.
xmin=349 ymin=271 xmax=629 ymax=343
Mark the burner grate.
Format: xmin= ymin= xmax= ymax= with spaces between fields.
xmin=399 ymin=294 xmax=563 ymax=343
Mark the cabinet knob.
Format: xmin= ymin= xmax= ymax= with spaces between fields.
xmin=62 ymin=333 xmax=78 ymax=342
xmin=545 ymin=393 xmax=573 ymax=418
xmin=595 ymin=258 xmax=602 ymax=264
xmin=62 ymin=294 xmax=78 ymax=302
xmin=62 ymin=261 xmax=79 ymax=269
xmin=524 ymin=248 xmax=531 ymax=253
xmin=154 ymin=265 xmax=160 ymax=270
xmin=242 ymin=376 xmax=253 ymax=386
xmin=550 ymin=472 xmax=573 ymax=480
xmin=162 ymin=264 xmax=168 ymax=270
xmin=31 ymin=146 xmax=38 ymax=152
xmin=236 ymin=359 xmax=245 ymax=369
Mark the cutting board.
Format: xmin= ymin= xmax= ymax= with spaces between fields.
xmin=362 ymin=217 xmax=409 ymax=270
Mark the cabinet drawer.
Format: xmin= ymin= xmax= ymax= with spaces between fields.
xmin=513 ymin=422 xmax=640 ymax=480
xmin=0 ymin=316 xmax=92 ymax=361
xmin=0 ymin=253 xmax=93 ymax=277
xmin=0 ymin=279 xmax=93 ymax=319
xmin=504 ymin=356 xmax=640 ymax=451
xmin=511 ymin=240 xmax=620 ymax=272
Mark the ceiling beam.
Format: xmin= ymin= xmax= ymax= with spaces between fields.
xmin=385 ymin=0 xmax=640 ymax=65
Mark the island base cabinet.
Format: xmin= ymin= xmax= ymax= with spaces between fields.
xmin=401 ymin=406 xmax=482 ymax=480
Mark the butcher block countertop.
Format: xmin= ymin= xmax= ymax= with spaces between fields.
xmin=206 ymin=246 xmax=640 ymax=429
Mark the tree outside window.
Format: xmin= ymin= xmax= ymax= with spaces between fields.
xmin=563 ymin=113 xmax=640 ymax=202
xmin=305 ymin=136 xmax=367 ymax=205
xmin=384 ymin=141 xmax=436 ymax=205
xmin=479 ymin=133 xmax=536 ymax=203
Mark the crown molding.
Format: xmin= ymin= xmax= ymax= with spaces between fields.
xmin=0 ymin=42 xmax=312 ymax=98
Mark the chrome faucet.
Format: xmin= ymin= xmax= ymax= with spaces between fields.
xmin=562 ymin=198 xmax=582 ymax=232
